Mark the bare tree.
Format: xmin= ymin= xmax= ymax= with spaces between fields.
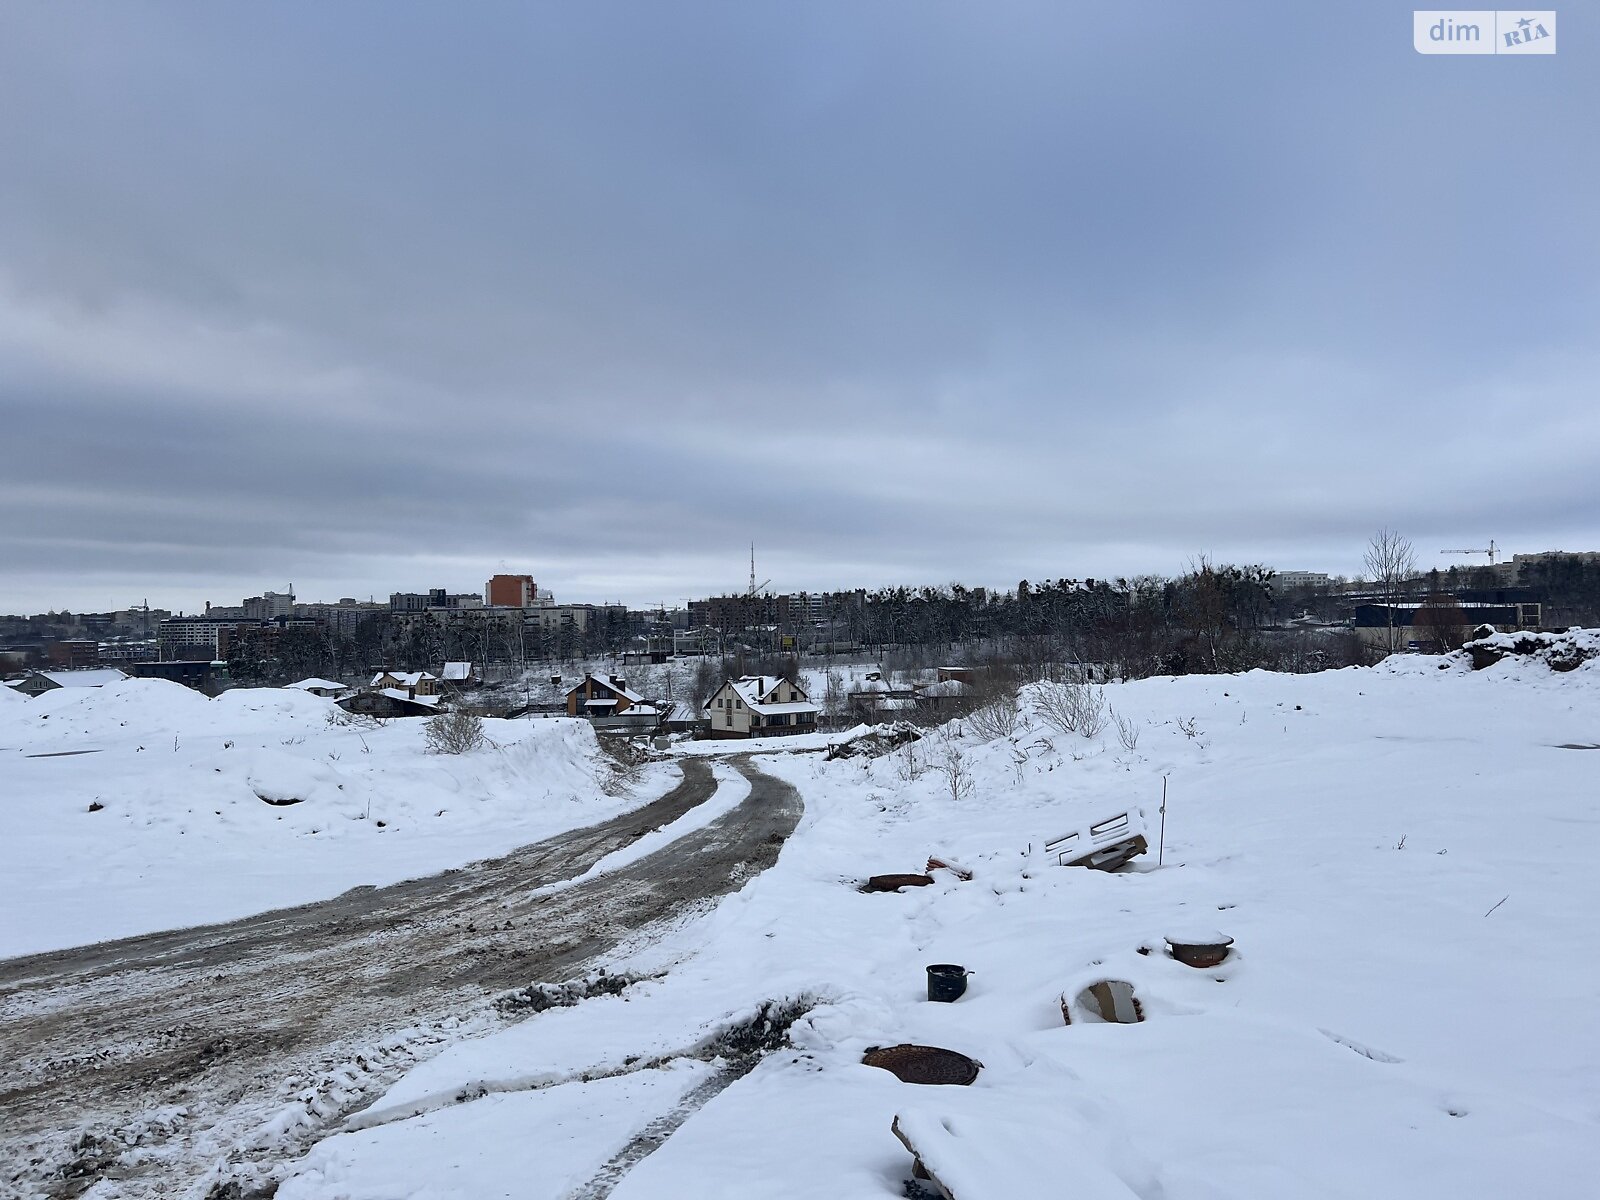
xmin=895 ymin=737 xmax=926 ymax=782
xmin=1364 ymin=527 xmax=1418 ymax=656
xmin=822 ymin=668 xmax=847 ymax=728
xmin=1413 ymin=592 xmax=1471 ymax=652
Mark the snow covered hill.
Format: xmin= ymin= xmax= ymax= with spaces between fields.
xmin=0 ymin=680 xmax=657 ymax=957
xmin=276 ymin=651 xmax=1600 ymax=1199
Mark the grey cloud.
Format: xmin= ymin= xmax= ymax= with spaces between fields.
xmin=1 ymin=2 xmax=1596 ymax=613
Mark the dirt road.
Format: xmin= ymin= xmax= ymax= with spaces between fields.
xmin=0 ymin=756 xmax=803 ymax=1199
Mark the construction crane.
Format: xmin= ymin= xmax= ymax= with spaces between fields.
xmin=1439 ymin=539 xmax=1498 ymax=565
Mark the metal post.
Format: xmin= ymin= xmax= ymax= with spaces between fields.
xmin=1158 ymin=775 xmax=1168 ymax=866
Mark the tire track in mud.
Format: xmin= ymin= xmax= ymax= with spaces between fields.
xmin=0 ymin=757 xmax=803 ymax=1199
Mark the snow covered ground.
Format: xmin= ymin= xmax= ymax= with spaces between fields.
xmin=0 ymin=680 xmax=657 ymax=957
xmin=276 ymin=651 xmax=1600 ymax=1199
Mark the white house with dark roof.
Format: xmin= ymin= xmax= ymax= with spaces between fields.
xmin=704 ymin=675 xmax=819 ymax=739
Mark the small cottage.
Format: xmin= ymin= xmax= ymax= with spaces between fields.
xmin=370 ymin=670 xmax=440 ymax=697
xmin=565 ymin=673 xmax=645 ymax=717
xmin=9 ymin=668 xmax=130 ymax=697
xmin=287 ymin=678 xmax=351 ymax=699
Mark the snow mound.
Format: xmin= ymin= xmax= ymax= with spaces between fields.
xmin=242 ymin=750 xmax=348 ymax=806
xmin=23 ymin=677 xmax=216 ymax=732
xmin=215 ymin=687 xmax=340 ymax=722
xmin=1462 ymin=626 xmax=1600 ymax=673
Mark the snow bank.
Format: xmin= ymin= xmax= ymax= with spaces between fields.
xmin=0 ymin=688 xmax=664 ymax=956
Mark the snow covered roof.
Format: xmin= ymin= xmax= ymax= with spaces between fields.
xmin=441 ymin=662 xmax=473 ymax=681
xmin=716 ymin=675 xmax=818 ymax=716
xmin=379 ymin=687 xmax=440 ymax=706
xmin=918 ymin=678 xmax=975 ymax=697
xmin=372 ymin=671 xmax=437 ymax=687
xmin=574 ymin=673 xmax=644 ymax=704
xmin=665 ymin=701 xmax=704 ymax=723
xmin=32 ymin=669 xmax=130 ymax=688
xmin=287 ymin=678 xmax=347 ymax=692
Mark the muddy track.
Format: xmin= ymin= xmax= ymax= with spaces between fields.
xmin=0 ymin=756 xmax=804 ymax=1198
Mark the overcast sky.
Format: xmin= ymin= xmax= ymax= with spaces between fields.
xmin=2 ymin=3 xmax=1595 ymax=614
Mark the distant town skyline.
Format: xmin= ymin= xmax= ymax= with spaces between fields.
xmin=3 ymin=4 xmax=1595 ymax=616
xmin=4 ymin=536 xmax=1536 ymax=618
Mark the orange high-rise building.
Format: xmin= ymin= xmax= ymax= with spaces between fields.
xmin=485 ymin=574 xmax=537 ymax=607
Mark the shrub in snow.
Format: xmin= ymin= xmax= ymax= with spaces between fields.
xmin=964 ymin=692 xmax=1019 ymax=740
xmin=1110 ymin=707 xmax=1141 ymax=751
xmin=596 ymin=734 xmax=648 ymax=791
xmin=933 ymin=739 xmax=975 ymax=803
xmin=422 ymin=710 xmax=487 ymax=755
xmin=1033 ymin=679 xmax=1108 ymax=738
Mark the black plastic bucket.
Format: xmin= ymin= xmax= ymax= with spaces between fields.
xmin=926 ymin=964 xmax=969 ymax=1002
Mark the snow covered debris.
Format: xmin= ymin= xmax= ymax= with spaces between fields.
xmin=1462 ymin=626 xmax=1600 ymax=673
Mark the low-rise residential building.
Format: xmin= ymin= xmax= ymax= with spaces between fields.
xmin=566 ymin=673 xmax=645 ymax=717
xmin=128 ymin=660 xmax=229 ymax=693
xmin=704 ymin=675 xmax=819 ymax=739
xmin=441 ymin=661 xmax=478 ymax=689
xmin=9 ymin=667 xmax=131 ymax=697
xmin=916 ymin=677 xmax=976 ymax=710
xmin=564 ymin=673 xmax=661 ymax=733
xmin=338 ymin=689 xmax=441 ymax=718
xmin=371 ymin=670 xmax=441 ymax=697
xmin=287 ymin=678 xmax=352 ymax=699
xmin=662 ymin=700 xmax=710 ymax=735
xmin=848 ymin=674 xmax=919 ymax=721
